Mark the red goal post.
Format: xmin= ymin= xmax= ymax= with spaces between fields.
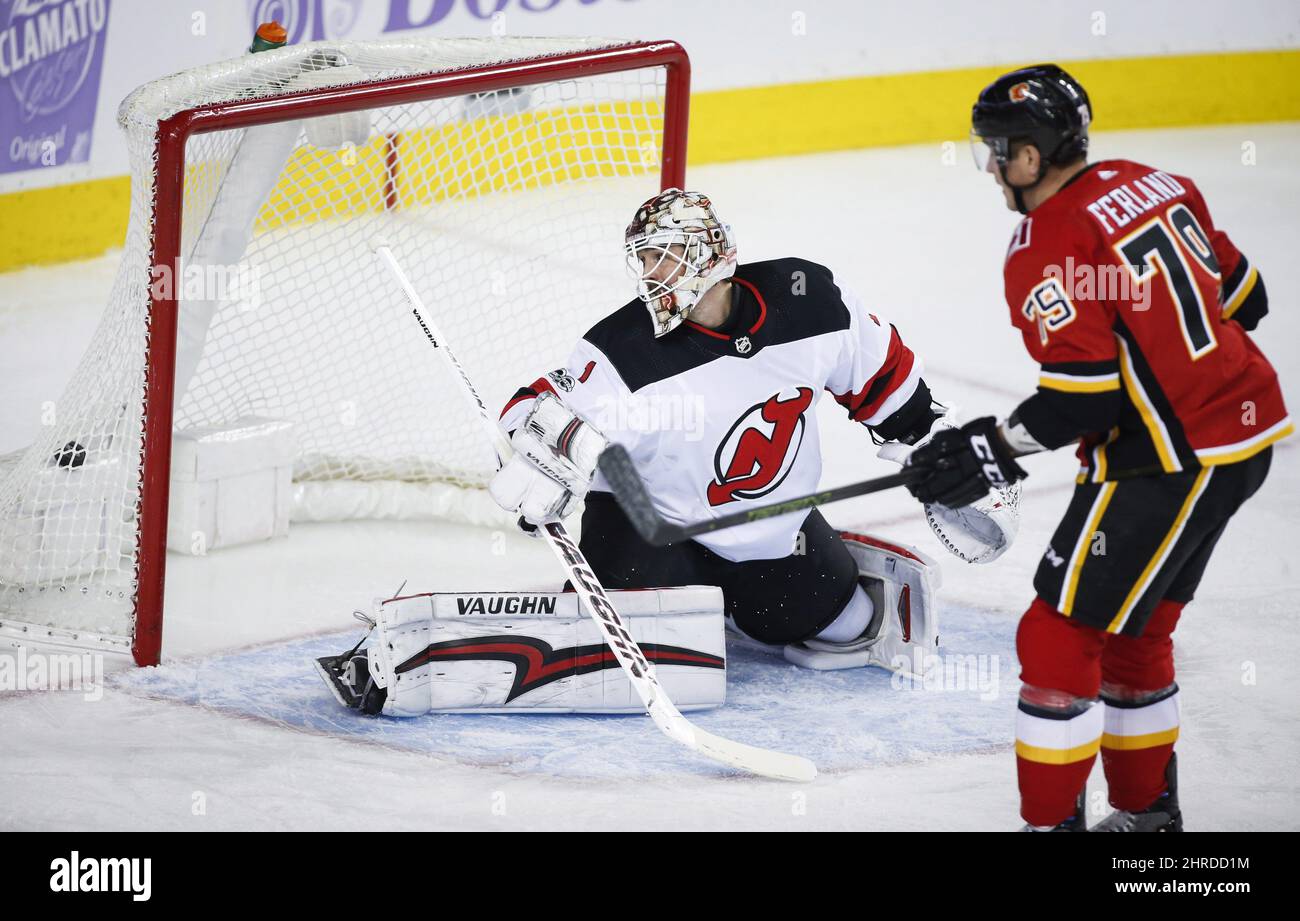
xmin=0 ymin=38 xmax=690 ymax=666
xmin=135 ymin=41 xmax=689 ymax=666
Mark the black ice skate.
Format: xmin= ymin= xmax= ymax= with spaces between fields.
xmin=314 ymin=648 xmax=387 ymax=714
xmin=1092 ymin=753 xmax=1183 ymax=832
xmin=313 ymin=616 xmax=387 ymax=715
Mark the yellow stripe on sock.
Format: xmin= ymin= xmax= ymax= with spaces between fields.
xmin=1101 ymin=728 xmax=1180 ymax=751
xmin=1016 ymin=737 xmax=1102 ymax=765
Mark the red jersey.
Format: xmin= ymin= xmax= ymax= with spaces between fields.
xmin=1003 ymin=159 xmax=1290 ymax=480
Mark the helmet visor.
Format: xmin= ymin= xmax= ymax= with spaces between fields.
xmin=970 ymin=131 xmax=1009 ymax=172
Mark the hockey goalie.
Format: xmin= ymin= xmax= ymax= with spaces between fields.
xmin=318 ymin=189 xmax=1019 ymax=717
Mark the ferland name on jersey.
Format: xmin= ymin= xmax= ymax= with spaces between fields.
xmin=1083 ymin=168 xmax=1187 ymax=235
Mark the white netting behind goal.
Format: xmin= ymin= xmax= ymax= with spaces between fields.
xmin=0 ymin=36 xmax=672 ymax=652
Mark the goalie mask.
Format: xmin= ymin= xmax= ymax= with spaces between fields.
xmin=625 ymin=189 xmax=737 ymax=337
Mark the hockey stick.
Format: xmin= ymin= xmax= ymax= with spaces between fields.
xmin=598 ymin=443 xmax=924 ymax=546
xmin=373 ymin=243 xmax=816 ymax=783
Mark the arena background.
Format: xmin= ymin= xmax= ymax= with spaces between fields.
xmin=1 ymin=0 xmax=1297 ymax=272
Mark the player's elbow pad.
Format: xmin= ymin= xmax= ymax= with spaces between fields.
xmin=1012 ymin=388 xmax=1122 ymax=451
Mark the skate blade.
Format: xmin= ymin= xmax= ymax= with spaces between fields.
xmin=311 ymin=656 xmax=353 ymax=709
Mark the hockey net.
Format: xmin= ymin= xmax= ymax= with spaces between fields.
xmin=0 ymin=36 xmax=687 ymax=664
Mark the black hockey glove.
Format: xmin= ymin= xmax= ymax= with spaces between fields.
xmin=905 ymin=416 xmax=1027 ymax=508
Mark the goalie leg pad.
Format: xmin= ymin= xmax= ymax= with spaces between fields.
xmin=781 ymin=532 xmax=941 ymax=675
xmin=364 ymin=586 xmax=726 ymax=716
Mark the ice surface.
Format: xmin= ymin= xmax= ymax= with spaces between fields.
xmin=1 ymin=123 xmax=1297 ymax=830
xmin=112 ymin=599 xmax=1014 ymax=780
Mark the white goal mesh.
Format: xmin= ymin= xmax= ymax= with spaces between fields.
xmin=0 ymin=36 xmax=681 ymax=660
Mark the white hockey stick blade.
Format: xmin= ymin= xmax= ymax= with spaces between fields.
xmin=694 ymin=728 xmax=818 ymax=783
xmin=656 ymin=707 xmax=817 ymax=782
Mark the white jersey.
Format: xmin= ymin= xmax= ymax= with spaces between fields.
xmin=501 ymin=258 xmax=923 ymax=562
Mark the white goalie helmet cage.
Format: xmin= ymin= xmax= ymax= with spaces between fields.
xmin=624 ymin=188 xmax=737 ymax=336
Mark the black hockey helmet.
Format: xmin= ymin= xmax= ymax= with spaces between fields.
xmin=971 ymin=64 xmax=1091 ymax=211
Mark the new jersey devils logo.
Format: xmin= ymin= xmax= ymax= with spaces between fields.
xmin=707 ymin=388 xmax=814 ymax=506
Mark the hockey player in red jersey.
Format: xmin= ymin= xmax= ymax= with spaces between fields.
xmin=904 ymin=64 xmax=1291 ymax=830
xmin=488 ymin=189 xmax=1017 ymax=674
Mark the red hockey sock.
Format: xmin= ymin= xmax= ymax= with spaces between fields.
xmin=1100 ymin=696 xmax=1178 ymax=810
xmin=1015 ymin=597 xmax=1106 ymax=827
xmin=1016 ymin=703 xmax=1102 ymax=826
xmin=1100 ymin=599 xmax=1183 ymax=811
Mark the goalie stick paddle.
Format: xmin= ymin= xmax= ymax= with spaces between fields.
xmin=598 ymin=443 xmax=924 ymax=546
xmin=372 ymin=242 xmax=816 ymax=783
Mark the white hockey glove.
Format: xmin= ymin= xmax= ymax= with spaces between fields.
xmin=488 ymin=392 xmax=607 ymax=533
xmin=878 ymin=408 xmax=1020 ymax=564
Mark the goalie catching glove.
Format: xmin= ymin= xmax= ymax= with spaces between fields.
xmin=880 ymin=410 xmax=1022 ymax=564
xmin=489 ymin=391 xmax=607 ymax=530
